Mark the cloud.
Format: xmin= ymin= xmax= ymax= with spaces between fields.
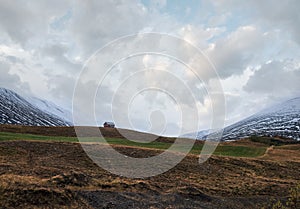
xmin=206 ymin=26 xmax=269 ymax=78
xmin=0 ymin=0 xmax=70 ymax=46
xmin=210 ymin=0 xmax=300 ymax=45
xmin=244 ymin=60 xmax=300 ymax=98
xmin=38 ymin=43 xmax=81 ymax=76
xmin=178 ymin=24 xmax=225 ymax=49
xmin=249 ymin=0 xmax=300 ymax=45
xmin=0 ymin=0 xmax=299 ymax=135
xmin=68 ymin=0 xmax=150 ymax=55
xmin=0 ymin=59 xmax=30 ymax=94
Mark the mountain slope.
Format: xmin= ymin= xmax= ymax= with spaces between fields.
xmin=25 ymin=96 xmax=72 ymax=123
xmin=188 ymin=97 xmax=300 ymax=141
xmin=0 ymin=88 xmax=71 ymax=126
xmin=222 ymin=97 xmax=300 ymax=140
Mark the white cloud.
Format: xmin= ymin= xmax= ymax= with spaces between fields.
xmin=0 ymin=0 xmax=299 ymax=135
xmin=0 ymin=60 xmax=30 ymax=94
xmin=249 ymin=0 xmax=300 ymax=45
xmin=0 ymin=0 xmax=70 ymax=46
xmin=244 ymin=60 xmax=300 ymax=98
xmin=68 ymin=0 xmax=150 ymax=56
xmin=206 ymin=25 xmax=270 ymax=78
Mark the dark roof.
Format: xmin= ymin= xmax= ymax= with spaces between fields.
xmin=104 ymin=122 xmax=115 ymax=125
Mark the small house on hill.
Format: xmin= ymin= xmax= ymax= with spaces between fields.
xmin=103 ymin=121 xmax=115 ymax=128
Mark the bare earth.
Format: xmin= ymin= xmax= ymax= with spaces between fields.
xmin=0 ymin=141 xmax=299 ymax=208
xmin=0 ymin=125 xmax=299 ymax=208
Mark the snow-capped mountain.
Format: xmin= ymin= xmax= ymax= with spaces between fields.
xmin=221 ymin=97 xmax=300 ymax=140
xmin=0 ymin=87 xmax=72 ymax=126
xmin=187 ymin=97 xmax=300 ymax=141
xmin=24 ymin=96 xmax=72 ymax=123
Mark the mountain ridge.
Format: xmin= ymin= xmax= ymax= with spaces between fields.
xmin=0 ymin=87 xmax=72 ymax=126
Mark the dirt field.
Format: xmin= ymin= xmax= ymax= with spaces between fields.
xmin=0 ymin=125 xmax=299 ymax=208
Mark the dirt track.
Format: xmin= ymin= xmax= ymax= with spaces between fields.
xmin=0 ymin=140 xmax=299 ymax=208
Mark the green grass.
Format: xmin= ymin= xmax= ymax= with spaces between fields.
xmin=188 ymin=144 xmax=266 ymax=157
xmin=0 ymin=132 xmax=78 ymax=142
xmin=0 ymin=131 xmax=266 ymax=157
xmin=213 ymin=145 xmax=266 ymax=157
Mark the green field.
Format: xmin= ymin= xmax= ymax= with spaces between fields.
xmin=212 ymin=146 xmax=266 ymax=157
xmin=0 ymin=131 xmax=77 ymax=142
xmin=0 ymin=131 xmax=267 ymax=157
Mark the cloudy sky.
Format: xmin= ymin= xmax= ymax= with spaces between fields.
xmin=0 ymin=0 xmax=299 ymax=136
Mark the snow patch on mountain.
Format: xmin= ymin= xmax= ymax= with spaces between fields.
xmin=25 ymin=96 xmax=72 ymax=123
xmin=188 ymin=97 xmax=300 ymax=141
xmin=0 ymin=87 xmax=72 ymax=126
xmin=221 ymin=97 xmax=300 ymax=140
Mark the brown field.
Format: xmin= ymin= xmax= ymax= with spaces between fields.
xmin=0 ymin=125 xmax=299 ymax=209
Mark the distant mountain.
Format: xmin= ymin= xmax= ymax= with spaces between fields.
xmin=187 ymin=97 xmax=300 ymax=141
xmin=181 ymin=129 xmax=210 ymax=140
xmin=221 ymin=97 xmax=300 ymax=140
xmin=0 ymin=87 xmax=72 ymax=126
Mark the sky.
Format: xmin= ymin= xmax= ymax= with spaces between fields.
xmin=0 ymin=0 xmax=299 ymax=136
